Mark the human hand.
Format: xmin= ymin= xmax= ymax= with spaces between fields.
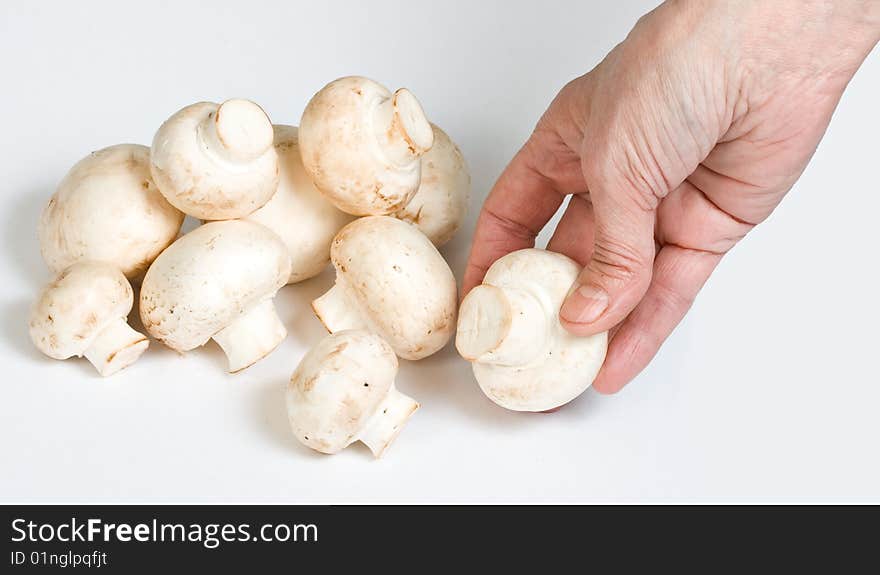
xmin=463 ymin=0 xmax=879 ymax=394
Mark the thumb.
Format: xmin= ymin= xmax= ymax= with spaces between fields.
xmin=559 ymin=169 xmax=656 ymax=336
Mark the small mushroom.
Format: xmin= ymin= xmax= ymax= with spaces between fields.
xmin=245 ymin=125 xmax=355 ymax=284
xmin=456 ymin=248 xmax=608 ymax=412
xmin=39 ymin=144 xmax=185 ymax=281
xmin=298 ymin=76 xmax=434 ymax=216
xmin=312 ymin=216 xmax=457 ymax=360
xmin=139 ymin=220 xmax=291 ymax=373
xmin=287 ymin=329 xmax=419 ymax=458
xmin=392 ymin=124 xmax=470 ymax=246
xmin=29 ymin=261 xmax=149 ymax=376
xmin=150 ymin=99 xmax=279 ymax=220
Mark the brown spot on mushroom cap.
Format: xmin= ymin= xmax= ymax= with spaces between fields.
xmin=138 ymin=220 xmax=290 ymax=351
xmin=287 ymin=330 xmax=399 ymax=454
xmin=468 ymin=249 xmax=608 ymax=411
xmin=29 ymin=261 xmax=136 ymax=359
xmin=301 ymin=373 xmax=318 ymax=392
xmin=340 ymin=396 xmax=363 ymax=426
xmin=149 ymin=101 xmax=279 ymax=220
xmin=39 ymin=144 xmax=184 ymax=280
xmin=55 ymin=268 xmax=72 ymax=282
xmin=326 ymin=216 xmax=457 ymax=359
xmin=298 ymin=77 xmax=423 ymax=216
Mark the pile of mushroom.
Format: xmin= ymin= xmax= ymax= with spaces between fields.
xmin=28 ymin=74 xmax=603 ymax=458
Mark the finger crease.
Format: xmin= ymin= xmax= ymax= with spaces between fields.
xmin=483 ymin=206 xmax=541 ymax=242
xmin=688 ymin=170 xmax=763 ymax=227
xmin=661 ymin=241 xmax=728 ymax=257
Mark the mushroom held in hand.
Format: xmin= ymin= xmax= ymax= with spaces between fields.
xmin=393 ymin=124 xmax=470 ymax=247
xmin=299 ymin=76 xmax=434 ymax=216
xmin=312 ymin=216 xmax=457 ymax=360
xmin=456 ymin=249 xmax=608 ymax=412
xmin=29 ymin=262 xmax=149 ymax=376
xmin=39 ymin=144 xmax=185 ymax=280
xmin=150 ymin=99 xmax=279 ymax=220
xmin=287 ymin=330 xmax=419 ymax=458
xmin=140 ymin=220 xmax=291 ymax=373
xmin=245 ymin=125 xmax=355 ymax=284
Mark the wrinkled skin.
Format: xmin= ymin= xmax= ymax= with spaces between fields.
xmin=464 ymin=0 xmax=879 ymax=394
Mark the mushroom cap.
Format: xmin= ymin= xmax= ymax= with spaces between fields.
xmin=245 ymin=125 xmax=355 ymax=283
xmin=328 ymin=216 xmax=458 ymax=360
xmin=393 ymin=124 xmax=470 ymax=246
xmin=150 ymin=100 xmax=279 ymax=220
xmin=139 ymin=220 xmax=291 ymax=351
xmin=467 ymin=249 xmax=608 ymax=411
xmin=298 ymin=76 xmax=431 ymax=216
xmin=39 ymin=144 xmax=185 ymax=280
xmin=287 ymin=330 xmax=398 ymax=454
xmin=29 ymin=261 xmax=134 ymax=359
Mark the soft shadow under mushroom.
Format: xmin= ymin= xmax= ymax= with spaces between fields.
xmin=4 ymin=186 xmax=52 ymax=287
xmin=0 ymin=296 xmax=41 ymax=359
xmin=254 ymin=376 xmax=324 ymax=458
xmin=396 ymin=346 xmax=531 ymax=429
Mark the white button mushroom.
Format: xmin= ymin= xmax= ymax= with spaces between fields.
xmin=39 ymin=144 xmax=185 ymax=281
xmin=150 ymin=99 xmax=279 ymax=220
xmin=245 ymin=125 xmax=355 ymax=284
xmin=298 ymin=76 xmax=434 ymax=216
xmin=456 ymin=249 xmax=608 ymax=412
xmin=392 ymin=124 xmax=470 ymax=247
xmin=312 ymin=216 xmax=457 ymax=360
xmin=29 ymin=262 xmax=149 ymax=376
xmin=287 ymin=329 xmax=419 ymax=458
xmin=139 ymin=220 xmax=291 ymax=373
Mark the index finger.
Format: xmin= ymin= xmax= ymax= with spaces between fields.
xmin=462 ymin=145 xmax=565 ymax=295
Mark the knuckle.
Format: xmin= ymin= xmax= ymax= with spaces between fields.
xmin=651 ymin=279 xmax=695 ymax=316
xmin=589 ymin=238 xmax=651 ymax=284
xmin=554 ymin=78 xmax=581 ymax=104
xmin=582 ymin=131 xmax=669 ymax=211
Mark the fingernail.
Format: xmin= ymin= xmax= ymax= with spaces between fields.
xmin=560 ymin=284 xmax=609 ymax=324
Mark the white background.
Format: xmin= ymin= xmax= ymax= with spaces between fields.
xmin=1 ymin=0 xmax=878 ymax=503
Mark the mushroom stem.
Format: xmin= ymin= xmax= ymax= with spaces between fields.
xmin=373 ymin=89 xmax=434 ymax=167
xmin=456 ymin=284 xmax=549 ymax=366
xmin=212 ymin=299 xmax=287 ymax=373
xmin=82 ymin=317 xmax=149 ymax=377
xmin=358 ymin=387 xmax=419 ymax=458
xmin=311 ymin=282 xmax=368 ymax=333
xmin=198 ymin=99 xmax=274 ymax=163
